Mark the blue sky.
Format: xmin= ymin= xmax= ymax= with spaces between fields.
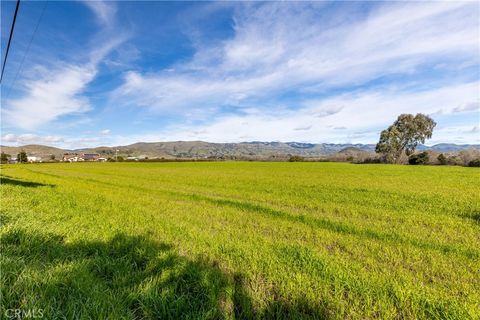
xmin=1 ymin=1 xmax=479 ymax=148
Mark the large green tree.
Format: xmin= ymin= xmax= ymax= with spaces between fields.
xmin=375 ymin=113 xmax=436 ymax=164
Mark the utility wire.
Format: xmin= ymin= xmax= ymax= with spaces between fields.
xmin=1 ymin=0 xmax=21 ymax=84
xmin=4 ymin=1 xmax=48 ymax=100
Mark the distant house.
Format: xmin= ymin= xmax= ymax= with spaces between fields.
xmin=27 ymin=156 xmax=41 ymax=163
xmin=63 ymin=153 xmax=79 ymax=162
xmin=82 ymin=153 xmax=100 ymax=161
xmin=97 ymin=157 xmax=107 ymax=162
xmin=63 ymin=153 xmax=101 ymax=162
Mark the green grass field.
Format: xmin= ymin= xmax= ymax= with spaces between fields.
xmin=1 ymin=162 xmax=479 ymax=319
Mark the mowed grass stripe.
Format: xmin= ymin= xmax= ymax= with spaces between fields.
xmin=20 ymin=162 xmax=480 ymax=227
xmin=12 ymin=164 xmax=480 ymax=258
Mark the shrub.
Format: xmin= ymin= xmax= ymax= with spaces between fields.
xmin=408 ymin=152 xmax=429 ymax=165
xmin=289 ymin=155 xmax=304 ymax=162
xmin=359 ymin=157 xmax=383 ymax=164
xmin=468 ymin=159 xmax=480 ymax=167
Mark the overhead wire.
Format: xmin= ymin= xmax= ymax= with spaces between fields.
xmin=4 ymin=1 xmax=49 ymax=100
xmin=1 ymin=0 xmax=21 ymax=83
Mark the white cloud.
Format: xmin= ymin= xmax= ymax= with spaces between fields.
xmin=293 ymin=125 xmax=312 ymax=131
xmin=453 ymin=101 xmax=480 ymax=113
xmin=1 ymin=133 xmax=64 ymax=145
xmin=432 ymin=125 xmax=480 ymax=144
xmin=3 ymin=65 xmax=96 ymax=129
xmin=304 ymin=105 xmax=344 ymax=118
xmin=0 ymin=132 xmax=107 ymax=149
xmin=100 ymin=129 xmax=111 ymax=135
xmin=82 ymin=1 xmax=117 ymax=27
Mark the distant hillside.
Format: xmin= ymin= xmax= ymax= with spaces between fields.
xmin=338 ymin=147 xmax=369 ymax=154
xmin=0 ymin=144 xmax=65 ymax=160
xmin=76 ymin=141 xmax=378 ymax=159
xmin=417 ymin=144 xmax=480 ymax=153
xmin=1 ymin=141 xmax=478 ymax=160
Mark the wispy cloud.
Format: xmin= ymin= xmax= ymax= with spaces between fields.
xmin=2 ymin=1 xmax=125 ymax=130
xmin=293 ymin=125 xmax=312 ymax=131
xmin=0 ymin=132 xmax=106 ymax=149
xmin=2 ymin=65 xmax=95 ymax=129
xmin=1 ymin=133 xmax=64 ymax=145
xmin=112 ymin=1 xmax=479 ymax=116
xmin=4 ymin=79 xmax=477 ymax=148
xmin=82 ymin=0 xmax=117 ymax=27
xmin=118 ymin=81 xmax=478 ymax=144
xmin=453 ymin=101 xmax=480 ymax=113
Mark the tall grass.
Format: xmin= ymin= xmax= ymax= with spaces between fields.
xmin=1 ymin=162 xmax=479 ymax=319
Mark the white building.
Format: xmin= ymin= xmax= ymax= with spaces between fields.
xmin=27 ymin=156 xmax=42 ymax=163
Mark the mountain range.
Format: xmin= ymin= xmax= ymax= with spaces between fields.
xmin=1 ymin=141 xmax=479 ymax=160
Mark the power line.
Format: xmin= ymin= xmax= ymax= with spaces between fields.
xmin=5 ymin=1 xmax=48 ymax=100
xmin=1 ymin=0 xmax=21 ymax=83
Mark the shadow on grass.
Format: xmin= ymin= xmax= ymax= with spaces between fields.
xmin=0 ymin=211 xmax=12 ymax=226
xmin=232 ymin=273 xmax=329 ymax=320
xmin=43 ymin=173 xmax=478 ymax=259
xmin=184 ymin=192 xmax=479 ymax=260
xmin=467 ymin=211 xmax=480 ymax=224
xmin=0 ymin=176 xmax=54 ymax=188
xmin=0 ymin=228 xmax=328 ymax=319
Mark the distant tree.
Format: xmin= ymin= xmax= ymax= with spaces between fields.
xmin=458 ymin=149 xmax=480 ymax=166
xmin=50 ymin=154 xmax=56 ymax=161
xmin=446 ymin=155 xmax=462 ymax=166
xmin=468 ymin=159 xmax=480 ymax=167
xmin=1 ymin=152 xmax=10 ymax=164
xmin=375 ymin=113 xmax=436 ymax=164
xmin=117 ymin=156 xmax=125 ymax=162
xmin=17 ymin=150 xmax=28 ymax=163
xmin=437 ymin=153 xmax=447 ymax=165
